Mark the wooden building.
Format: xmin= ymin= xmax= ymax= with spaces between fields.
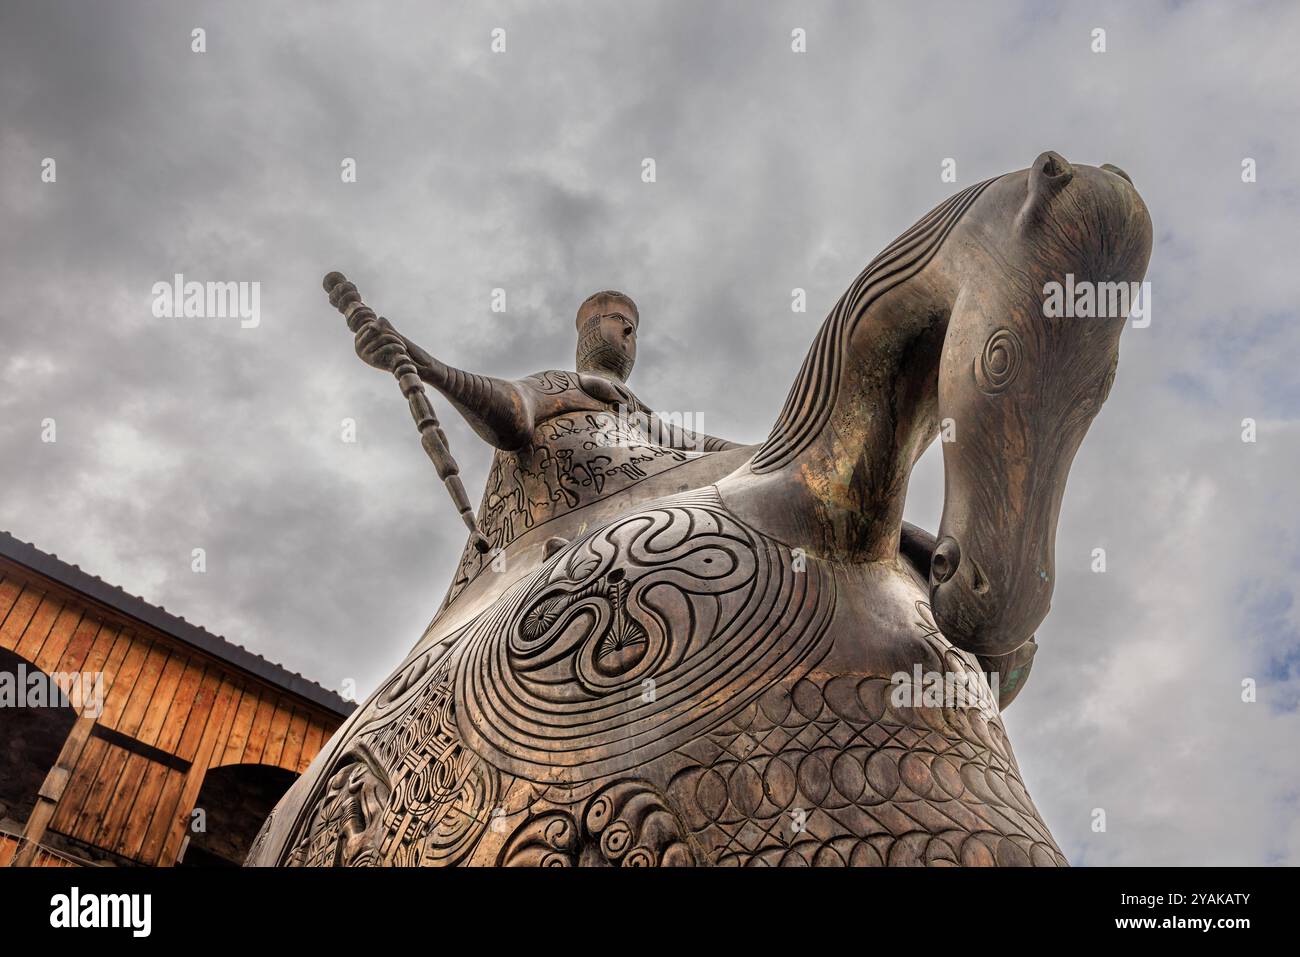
xmin=0 ymin=531 xmax=353 ymax=867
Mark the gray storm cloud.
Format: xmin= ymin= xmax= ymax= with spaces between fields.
xmin=2 ymin=0 xmax=1297 ymax=864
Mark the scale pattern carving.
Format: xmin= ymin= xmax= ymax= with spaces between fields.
xmin=490 ymin=667 xmax=1065 ymax=867
xmin=661 ymin=672 xmax=1065 ymax=866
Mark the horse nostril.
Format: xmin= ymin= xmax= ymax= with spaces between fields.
xmin=931 ymin=537 xmax=961 ymax=584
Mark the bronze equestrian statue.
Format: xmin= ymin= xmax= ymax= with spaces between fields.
xmin=247 ymin=151 xmax=1152 ymax=867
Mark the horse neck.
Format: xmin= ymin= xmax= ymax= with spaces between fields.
xmin=738 ymin=179 xmax=994 ymax=563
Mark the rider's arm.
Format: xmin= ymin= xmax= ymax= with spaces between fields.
xmin=355 ymin=319 xmax=535 ymax=452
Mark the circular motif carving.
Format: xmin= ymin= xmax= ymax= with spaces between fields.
xmin=797 ymin=752 xmax=832 ymax=804
xmin=695 ymin=768 xmax=730 ymax=823
xmin=454 ymin=492 xmax=836 ymax=785
xmin=763 ymin=757 xmax=798 ymax=809
xmin=973 ymin=328 xmax=1023 ymax=395
xmin=831 ymin=750 xmax=867 ymax=802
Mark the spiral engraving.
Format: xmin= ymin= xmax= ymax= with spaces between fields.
xmin=498 ymin=779 xmax=697 ymax=867
xmin=454 ymin=488 xmax=836 ymax=786
xmin=973 ymin=328 xmax=1023 ymax=395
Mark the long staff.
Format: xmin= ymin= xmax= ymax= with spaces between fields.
xmin=323 ymin=271 xmax=490 ymax=554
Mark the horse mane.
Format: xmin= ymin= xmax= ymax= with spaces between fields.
xmin=751 ymin=177 xmax=997 ymax=474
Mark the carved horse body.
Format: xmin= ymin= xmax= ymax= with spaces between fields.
xmin=247 ymin=153 xmax=1151 ymax=867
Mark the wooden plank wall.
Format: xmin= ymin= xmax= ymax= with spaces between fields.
xmin=0 ymin=832 xmax=79 ymax=867
xmin=0 ymin=560 xmax=344 ymax=866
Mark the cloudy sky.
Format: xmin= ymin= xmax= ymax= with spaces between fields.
xmin=2 ymin=0 xmax=1297 ymax=865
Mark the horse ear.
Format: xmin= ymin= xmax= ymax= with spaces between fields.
xmin=1016 ymin=150 xmax=1074 ymax=232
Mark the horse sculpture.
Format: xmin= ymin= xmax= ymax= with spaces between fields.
xmin=246 ymin=151 xmax=1152 ymax=867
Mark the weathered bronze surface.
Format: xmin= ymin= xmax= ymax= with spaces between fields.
xmin=247 ymin=152 xmax=1151 ymax=867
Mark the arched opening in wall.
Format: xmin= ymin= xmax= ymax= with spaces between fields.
xmin=180 ymin=763 xmax=298 ymax=867
xmin=0 ymin=647 xmax=78 ymax=839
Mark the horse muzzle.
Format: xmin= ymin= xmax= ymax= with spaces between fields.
xmin=929 ymin=535 xmax=1047 ymax=658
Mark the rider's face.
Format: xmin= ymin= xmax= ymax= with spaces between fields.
xmin=577 ymin=303 xmax=638 ymax=379
xmin=597 ymin=312 xmax=637 ymax=367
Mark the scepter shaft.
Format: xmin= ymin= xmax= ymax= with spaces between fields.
xmin=323 ymin=271 xmax=491 ymax=554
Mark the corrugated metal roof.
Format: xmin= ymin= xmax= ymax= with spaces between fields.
xmin=0 ymin=530 xmax=355 ymax=717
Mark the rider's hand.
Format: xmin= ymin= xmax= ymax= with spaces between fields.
xmin=354 ymin=316 xmax=407 ymax=373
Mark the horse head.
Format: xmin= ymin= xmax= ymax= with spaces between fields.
xmin=928 ymin=151 xmax=1152 ymax=657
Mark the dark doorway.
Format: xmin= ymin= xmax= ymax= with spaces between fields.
xmin=0 ymin=647 xmax=78 ymax=837
xmin=180 ymin=763 xmax=298 ymax=866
